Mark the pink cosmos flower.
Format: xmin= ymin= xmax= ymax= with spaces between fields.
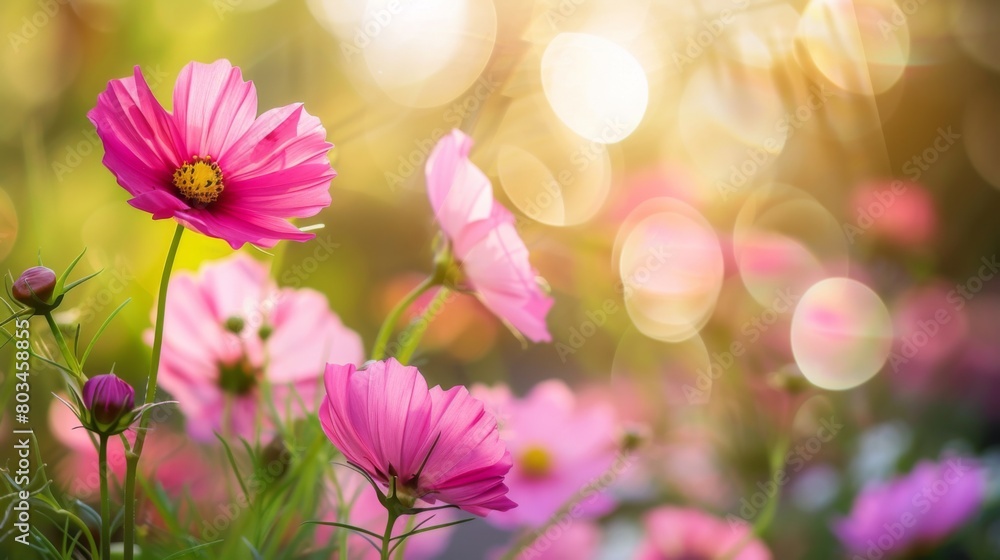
xmin=635 ymin=507 xmax=772 ymax=560
xmin=490 ymin=521 xmax=601 ymax=560
xmin=48 ymin=399 xmax=218 ymax=508
xmin=425 ymin=129 xmax=553 ymax=342
xmin=315 ymin=469 xmax=457 ymax=559
xmin=88 ymin=59 xmax=334 ymax=248
xmin=319 ymin=358 xmax=516 ymax=516
xmin=473 ymin=380 xmax=623 ymax=528
xmin=833 ymin=456 xmax=986 ymax=558
xmin=153 ymin=253 xmax=363 ymax=441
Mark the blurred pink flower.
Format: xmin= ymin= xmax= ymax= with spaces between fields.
xmin=319 ymin=358 xmax=516 ymax=516
xmin=834 ymin=456 xmax=986 ymax=558
xmin=849 ymin=180 xmax=937 ymax=249
xmin=491 ymin=521 xmax=601 ymax=560
xmin=473 ymin=380 xmax=623 ymax=528
xmin=88 ymin=59 xmax=334 ymax=248
xmin=153 ymin=253 xmax=363 ymax=441
xmin=635 ymin=507 xmax=772 ymax=560
xmin=425 ymin=129 xmax=553 ymax=342
xmin=315 ymin=469 xmax=456 ymax=560
xmin=49 ymin=399 xmax=217 ymax=507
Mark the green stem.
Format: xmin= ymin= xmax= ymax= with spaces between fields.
xmin=380 ymin=509 xmax=399 ymax=560
xmin=43 ymin=312 xmax=84 ymax=382
xmin=720 ymin=436 xmax=790 ymax=560
xmin=99 ymin=434 xmax=111 ymax=560
xmin=392 ymin=516 xmax=416 ymax=560
xmin=395 ymin=287 xmax=449 ymax=365
xmin=123 ymin=223 xmax=184 ymax=560
xmin=371 ymin=276 xmax=437 ymax=360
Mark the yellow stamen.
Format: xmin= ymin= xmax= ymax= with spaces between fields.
xmin=520 ymin=446 xmax=554 ymax=478
xmin=173 ymin=156 xmax=224 ymax=204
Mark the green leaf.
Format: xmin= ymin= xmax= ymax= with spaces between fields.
xmin=80 ymin=298 xmax=131 ymax=367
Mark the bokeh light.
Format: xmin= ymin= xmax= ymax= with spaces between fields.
xmin=617 ymin=198 xmax=724 ymax=342
xmin=791 ymin=277 xmax=893 ymax=391
xmin=733 ymin=184 xmax=848 ymax=307
xmin=795 ymin=0 xmax=910 ymax=95
xmin=541 ymin=33 xmax=649 ymax=144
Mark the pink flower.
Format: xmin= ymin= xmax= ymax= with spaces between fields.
xmin=154 ymin=253 xmax=363 ymax=441
xmin=315 ymin=469 xmax=457 ymax=560
xmin=635 ymin=507 xmax=772 ymax=560
xmin=88 ymin=59 xmax=334 ymax=249
xmin=48 ymin=399 xmax=218 ymax=508
xmin=473 ymin=380 xmax=623 ymax=528
xmin=319 ymin=358 xmax=516 ymax=516
xmin=491 ymin=521 xmax=601 ymax=560
xmin=425 ymin=129 xmax=553 ymax=342
xmin=833 ymin=457 xmax=986 ymax=558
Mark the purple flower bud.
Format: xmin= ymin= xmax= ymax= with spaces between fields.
xmin=82 ymin=373 xmax=135 ymax=426
xmin=12 ymin=266 xmax=57 ymax=308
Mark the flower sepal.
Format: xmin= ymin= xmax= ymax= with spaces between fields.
xmin=57 ymin=374 xmax=174 ymax=437
xmin=6 ymin=249 xmax=101 ymax=317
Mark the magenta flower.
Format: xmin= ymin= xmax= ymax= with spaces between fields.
xmin=319 ymin=358 xmax=516 ymax=516
xmin=82 ymin=373 xmax=135 ymax=427
xmin=88 ymin=59 xmax=334 ymax=248
xmin=153 ymin=253 xmax=363 ymax=441
xmin=635 ymin=507 xmax=772 ymax=560
xmin=425 ymin=129 xmax=553 ymax=342
xmin=834 ymin=456 xmax=986 ymax=558
xmin=12 ymin=266 xmax=57 ymax=309
xmin=472 ymin=380 xmax=622 ymax=528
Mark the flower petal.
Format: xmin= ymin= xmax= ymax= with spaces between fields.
xmin=425 ymin=129 xmax=493 ymax=242
xmin=172 ymin=59 xmax=258 ymax=158
xmin=220 ymin=103 xmax=333 ymax=181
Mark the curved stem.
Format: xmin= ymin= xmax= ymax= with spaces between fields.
xmin=43 ymin=312 xmax=84 ymax=382
xmin=395 ymin=287 xmax=449 ymax=365
xmin=99 ymin=434 xmax=111 ymax=560
xmin=123 ymin=223 xmax=184 ymax=560
xmin=720 ymin=435 xmax=790 ymax=560
xmin=371 ymin=276 xmax=437 ymax=360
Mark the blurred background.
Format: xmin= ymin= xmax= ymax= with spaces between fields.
xmin=1 ymin=0 xmax=1000 ymax=558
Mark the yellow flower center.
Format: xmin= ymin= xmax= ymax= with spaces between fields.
xmin=173 ymin=156 xmax=224 ymax=204
xmin=519 ymin=446 xmax=554 ymax=478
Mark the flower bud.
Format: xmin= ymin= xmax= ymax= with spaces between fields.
xmin=83 ymin=373 xmax=136 ymax=431
xmin=12 ymin=266 xmax=57 ymax=310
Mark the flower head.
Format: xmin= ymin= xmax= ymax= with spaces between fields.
xmin=473 ymin=380 xmax=622 ymax=528
xmin=834 ymin=456 xmax=986 ymax=558
xmin=153 ymin=253 xmax=363 ymax=441
xmin=83 ymin=373 xmax=135 ymax=427
xmin=635 ymin=507 xmax=772 ymax=560
xmin=12 ymin=266 xmax=57 ymax=310
xmin=425 ymin=130 xmax=553 ymax=342
xmin=319 ymin=358 xmax=516 ymax=516
xmin=88 ymin=60 xmax=334 ymax=249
